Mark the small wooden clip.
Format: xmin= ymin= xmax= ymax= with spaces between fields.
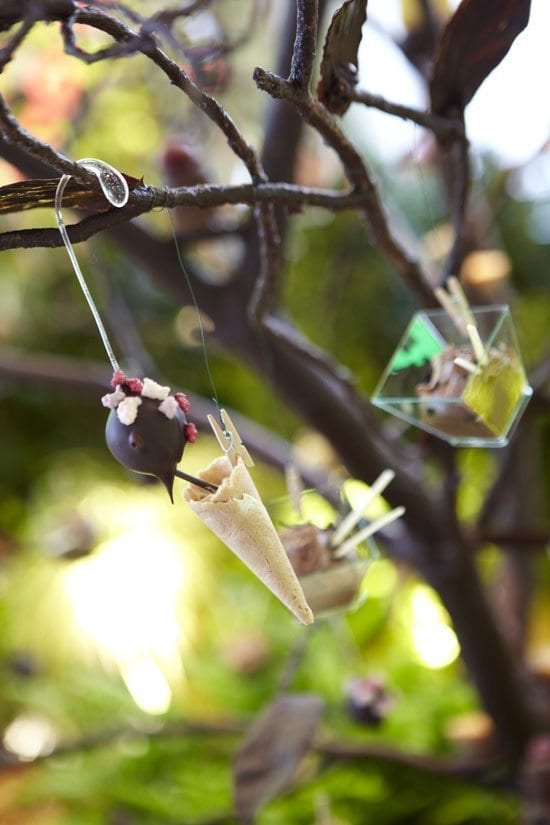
xmin=207 ymin=408 xmax=254 ymax=467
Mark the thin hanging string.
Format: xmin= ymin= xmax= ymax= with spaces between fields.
xmin=168 ymin=211 xmax=223 ymax=425
xmin=54 ymin=158 xmax=129 ymax=373
xmin=411 ymin=122 xmax=435 ymax=232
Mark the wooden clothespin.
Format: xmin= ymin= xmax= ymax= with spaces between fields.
xmin=435 ymin=276 xmax=486 ymax=374
xmin=207 ymin=408 xmax=254 ymax=467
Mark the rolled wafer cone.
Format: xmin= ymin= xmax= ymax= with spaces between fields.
xmin=184 ymin=456 xmax=314 ymax=625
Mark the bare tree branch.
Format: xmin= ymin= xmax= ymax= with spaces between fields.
xmin=289 ymin=0 xmax=319 ymax=91
xmin=0 ymin=184 xmax=377 ymax=251
xmin=347 ymin=88 xmax=466 ymax=141
xmin=0 ymin=96 xmax=100 ymax=190
xmin=253 ymin=67 xmax=435 ymax=305
xmin=0 ymin=16 xmax=35 ymax=71
xmin=0 ymin=0 xmax=540 ymax=774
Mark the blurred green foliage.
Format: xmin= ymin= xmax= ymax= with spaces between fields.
xmin=0 ymin=3 xmax=548 ymax=824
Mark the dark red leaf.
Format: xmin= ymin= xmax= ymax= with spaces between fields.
xmin=0 ymin=174 xmax=142 ymax=215
xmin=317 ymin=0 xmax=368 ymax=115
xmin=233 ymin=694 xmax=324 ymax=824
xmin=430 ymin=0 xmax=531 ymax=116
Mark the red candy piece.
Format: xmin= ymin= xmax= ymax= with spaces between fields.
xmin=126 ymin=377 xmax=144 ymax=394
xmin=175 ymin=392 xmax=190 ymax=414
xmin=111 ymin=369 xmax=127 ymax=387
xmin=184 ymin=422 xmax=198 ymax=443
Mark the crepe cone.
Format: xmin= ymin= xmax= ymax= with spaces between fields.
xmin=184 ymin=456 xmax=314 ymax=625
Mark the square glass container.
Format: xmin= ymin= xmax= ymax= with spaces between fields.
xmin=297 ymin=557 xmax=369 ymax=618
xmin=371 ymin=306 xmax=532 ymax=447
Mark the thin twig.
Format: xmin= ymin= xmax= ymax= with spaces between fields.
xmin=0 ymin=345 xmax=340 ymax=501
xmin=277 ymin=627 xmax=313 ymax=693
xmin=0 ymin=95 xmax=98 ymax=187
xmin=317 ymin=739 xmax=507 ymax=783
xmin=479 ymin=531 xmax=550 ymax=549
xmin=0 ymin=16 xmax=35 ymax=71
xmin=348 ymin=88 xmax=466 ymax=141
xmin=67 ymin=7 xmax=267 ymax=184
xmin=248 ymin=202 xmax=282 ymax=323
xmin=253 ymin=68 xmax=435 ymax=305
xmin=441 ymin=114 xmax=471 ymax=281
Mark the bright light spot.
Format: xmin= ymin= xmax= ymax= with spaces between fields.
xmin=465 ymin=0 xmax=550 ymax=164
xmin=65 ymin=531 xmax=184 ymax=664
xmin=351 ymin=25 xmax=427 ymax=162
xmin=461 ymin=250 xmax=511 ymax=287
xmin=175 ymin=305 xmax=216 ymax=348
xmin=363 ymin=559 xmax=398 ymax=598
xmin=409 ymin=585 xmax=460 ymax=669
xmin=370 ymin=0 xmax=407 ymax=38
xmin=350 ymin=0 xmax=550 ymax=165
xmin=3 ymin=714 xmax=57 ymax=761
xmin=509 ymin=153 xmax=550 ymax=202
xmin=63 ymin=507 xmax=191 ymax=713
xmin=120 ymin=657 xmax=172 ymax=716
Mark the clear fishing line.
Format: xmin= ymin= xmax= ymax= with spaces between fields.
xmin=168 ymin=210 xmax=223 ymax=422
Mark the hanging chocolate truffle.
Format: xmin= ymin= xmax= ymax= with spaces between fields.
xmin=102 ymin=372 xmax=194 ymax=502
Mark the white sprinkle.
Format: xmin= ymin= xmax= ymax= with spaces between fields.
xmin=141 ymin=377 xmax=170 ymax=400
xmin=101 ymin=388 xmax=126 ymax=409
xmin=116 ymin=396 xmax=142 ymax=425
xmin=158 ymin=396 xmax=178 ymax=419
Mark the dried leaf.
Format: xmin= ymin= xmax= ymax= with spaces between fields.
xmin=234 ymin=694 xmax=324 ymax=824
xmin=0 ymin=174 xmax=142 ymax=215
xmin=430 ymin=0 xmax=531 ymax=116
xmin=317 ymin=0 xmax=368 ymax=115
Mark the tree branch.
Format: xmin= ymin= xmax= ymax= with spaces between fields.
xmin=253 ymin=68 xmax=435 ymax=306
xmin=347 ymin=88 xmax=466 ymax=141
xmin=0 ymin=16 xmax=35 ymax=71
xmin=289 ymin=0 xmax=319 ymax=91
xmin=68 ymin=7 xmax=267 ymax=184
xmin=0 ymin=184 xmax=378 ymax=251
xmin=318 ymin=739 xmax=506 ymax=782
xmin=0 ymin=95 xmax=99 ymax=188
xmin=0 ymin=345 xmax=339 ymax=501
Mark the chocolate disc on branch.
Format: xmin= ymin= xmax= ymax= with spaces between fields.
xmin=102 ymin=371 xmax=196 ymax=501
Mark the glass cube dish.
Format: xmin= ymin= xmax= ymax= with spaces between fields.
xmin=297 ymin=556 xmax=369 ymax=618
xmin=278 ymin=518 xmax=376 ymax=620
xmin=371 ymin=305 xmax=532 ymax=447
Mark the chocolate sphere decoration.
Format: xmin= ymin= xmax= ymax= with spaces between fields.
xmin=102 ymin=371 xmax=196 ymax=502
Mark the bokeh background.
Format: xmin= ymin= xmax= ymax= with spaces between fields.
xmin=0 ymin=1 xmax=548 ymax=823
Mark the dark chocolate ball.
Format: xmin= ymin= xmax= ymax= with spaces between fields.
xmin=105 ymin=397 xmax=187 ymax=501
